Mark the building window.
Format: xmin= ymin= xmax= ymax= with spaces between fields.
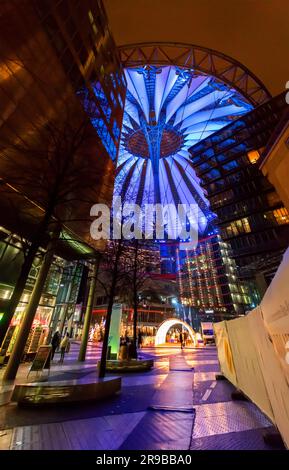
xmin=88 ymin=10 xmax=99 ymax=36
xmin=225 ymin=217 xmax=251 ymax=237
xmin=272 ymin=207 xmax=289 ymax=225
xmin=247 ymin=150 xmax=259 ymax=164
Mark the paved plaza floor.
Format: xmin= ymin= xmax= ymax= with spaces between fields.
xmin=0 ymin=342 xmax=284 ymax=450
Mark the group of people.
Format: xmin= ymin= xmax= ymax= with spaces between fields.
xmin=120 ymin=331 xmax=143 ymax=348
xmin=51 ymin=331 xmax=70 ymax=363
xmin=167 ymin=330 xmax=188 ymax=348
xmin=118 ymin=330 xmax=144 ymax=360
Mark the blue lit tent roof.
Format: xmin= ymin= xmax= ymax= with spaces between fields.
xmin=114 ymin=66 xmax=252 ymax=235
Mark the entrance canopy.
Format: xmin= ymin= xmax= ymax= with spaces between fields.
xmin=155 ymin=317 xmax=197 ymax=346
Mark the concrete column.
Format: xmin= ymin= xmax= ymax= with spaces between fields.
xmin=3 ymin=226 xmax=60 ymax=381
xmin=78 ymin=257 xmax=99 ymax=362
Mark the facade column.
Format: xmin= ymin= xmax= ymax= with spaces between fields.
xmin=3 ymin=225 xmax=60 ymax=381
xmin=78 ymin=256 xmax=100 ymax=362
xmin=57 ymin=277 xmax=74 ymax=338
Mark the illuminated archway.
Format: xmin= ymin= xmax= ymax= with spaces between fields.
xmin=155 ymin=318 xmax=197 ymax=347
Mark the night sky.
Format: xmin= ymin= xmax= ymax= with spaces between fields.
xmin=104 ymin=0 xmax=289 ymax=95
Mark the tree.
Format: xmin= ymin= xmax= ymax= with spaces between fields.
xmin=0 ymin=105 xmax=113 ymax=379
xmin=96 ymin=233 xmax=157 ymax=370
xmin=125 ymin=239 xmax=153 ymax=358
xmin=97 ymin=239 xmax=131 ymax=377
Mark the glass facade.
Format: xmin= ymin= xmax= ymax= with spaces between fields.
xmin=177 ymin=235 xmax=253 ymax=325
xmin=190 ymin=93 xmax=289 ymax=289
xmin=0 ymin=0 xmax=125 ymax=358
xmin=0 ymin=226 xmax=65 ymax=359
xmin=35 ymin=0 xmax=126 ymax=162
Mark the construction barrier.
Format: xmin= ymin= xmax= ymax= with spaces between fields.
xmin=260 ymin=248 xmax=289 ymax=384
xmin=248 ymin=308 xmax=289 ymax=449
xmin=213 ymin=321 xmax=237 ymax=387
xmin=214 ymin=247 xmax=289 ymax=449
xmin=226 ymin=313 xmax=274 ymax=422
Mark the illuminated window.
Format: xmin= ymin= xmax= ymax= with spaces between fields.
xmin=242 ymin=217 xmax=251 ymax=233
xmin=247 ymin=150 xmax=260 ymax=164
xmin=273 ymin=207 xmax=289 ymax=225
xmin=88 ymin=10 xmax=99 ymax=36
xmin=226 ymin=217 xmax=251 ymax=237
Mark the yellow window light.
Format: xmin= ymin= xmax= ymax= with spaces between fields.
xmin=247 ymin=150 xmax=260 ymax=164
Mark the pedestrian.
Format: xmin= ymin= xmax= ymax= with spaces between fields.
xmin=180 ymin=332 xmax=184 ymax=350
xmin=183 ymin=331 xmax=188 ymax=347
xmin=138 ymin=330 xmax=143 ymax=349
xmin=59 ymin=332 xmax=70 ymax=363
xmin=51 ymin=330 xmax=60 ymax=360
xmin=125 ymin=332 xmax=130 ymax=346
xmin=119 ymin=335 xmax=128 ymax=360
xmin=128 ymin=339 xmax=135 ymax=360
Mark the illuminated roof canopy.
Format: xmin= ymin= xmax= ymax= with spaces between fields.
xmin=115 ymin=65 xmax=253 ymax=235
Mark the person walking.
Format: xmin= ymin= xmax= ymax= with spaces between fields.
xmin=59 ymin=333 xmax=70 ymax=364
xmin=138 ymin=330 xmax=143 ymax=349
xmin=119 ymin=335 xmax=128 ymax=360
xmin=180 ymin=332 xmax=184 ymax=350
xmin=51 ymin=330 xmax=60 ymax=360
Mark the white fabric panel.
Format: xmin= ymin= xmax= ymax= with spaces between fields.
xmin=172 ymin=159 xmax=203 ymax=230
xmin=183 ymin=140 xmax=199 ymax=148
xmin=125 ymin=100 xmax=140 ymax=125
xmin=161 ymin=67 xmax=178 ymax=109
xmin=177 ymin=149 xmax=191 ymax=159
xmin=174 ymin=154 xmax=199 ymax=184
xmin=125 ymin=69 xmax=150 ymax=122
xmin=180 ymin=104 xmax=246 ymax=130
xmin=154 ymin=66 xmax=171 ymax=122
xmin=226 ymin=314 xmax=274 ymax=422
xmin=216 ymin=298 xmax=289 ymax=449
xmin=184 ymin=130 xmax=218 ymax=142
xmin=175 ymin=155 xmax=209 ymax=206
xmin=143 ymin=159 xmax=155 ymax=205
xmin=166 ymin=76 xmax=210 ymax=123
xmin=124 ymin=158 xmax=145 ymax=203
xmin=122 ymin=113 xmax=134 ymax=130
xmin=114 ymin=156 xmax=139 ymax=195
xmin=183 ymin=121 xmax=226 ymax=135
xmin=248 ymin=307 xmax=289 ymax=449
xmin=174 ymin=90 xmax=226 ymax=126
xmin=260 ymin=247 xmax=289 ymax=384
xmin=116 ymin=151 xmax=134 ymax=167
xmin=214 ymin=321 xmax=238 ymax=387
xmin=159 ymin=158 xmax=174 ymax=205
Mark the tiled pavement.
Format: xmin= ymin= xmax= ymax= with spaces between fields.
xmin=0 ymin=343 xmax=285 ymax=450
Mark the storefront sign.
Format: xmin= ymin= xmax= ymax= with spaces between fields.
xmin=29 ymin=345 xmax=52 ymax=374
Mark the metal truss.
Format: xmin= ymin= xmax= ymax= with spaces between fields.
xmin=118 ymin=42 xmax=271 ymax=106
